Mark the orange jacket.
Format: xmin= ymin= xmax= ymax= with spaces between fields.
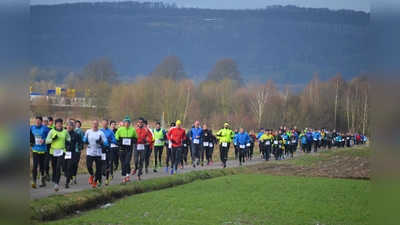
xmin=167 ymin=126 xmax=186 ymax=147
xmin=136 ymin=126 xmax=152 ymax=145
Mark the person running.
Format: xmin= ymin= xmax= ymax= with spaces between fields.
xmin=109 ymin=120 xmax=119 ymax=180
xmin=45 ymin=118 xmax=71 ymax=192
xmin=312 ymin=129 xmax=321 ymax=152
xmin=299 ymin=131 xmax=307 ymax=153
xmin=143 ymin=119 xmax=154 ymax=175
xmin=43 ymin=116 xmax=52 ymax=182
xmin=100 ymin=118 xmax=117 ymax=186
xmin=234 ymin=128 xmax=250 ymax=166
xmin=115 ymin=116 xmax=138 ymax=183
xmin=233 ymin=128 xmax=239 ymax=160
xmin=30 ymin=116 xmax=50 ymax=188
xmin=70 ymin=119 xmax=84 ymax=184
xmin=216 ymin=122 xmax=234 ymax=168
xmin=207 ymin=129 xmax=217 ymax=165
xmin=64 ymin=121 xmax=84 ymax=188
xmin=190 ymin=121 xmax=203 ymax=167
xmin=256 ymin=128 xmax=265 ymax=159
xmin=180 ymin=131 xmax=190 ymax=168
xmin=260 ymin=129 xmax=274 ymax=161
xmin=201 ymin=124 xmax=212 ymax=166
xmin=165 ymin=122 xmax=175 ymax=172
xmin=166 ymin=120 xmax=186 ymax=174
xmin=305 ymin=129 xmax=313 ymax=153
xmin=288 ymin=129 xmax=298 ymax=157
xmin=152 ymin=122 xmax=166 ymax=172
xmin=132 ymin=117 xmax=151 ymax=180
xmin=326 ymin=130 xmax=333 ymax=150
xmin=83 ymin=119 xmax=109 ymax=188
xmin=272 ymin=130 xmax=283 ymax=160
xmin=248 ymin=130 xmax=256 ymax=160
xmin=281 ymin=130 xmax=289 ymax=158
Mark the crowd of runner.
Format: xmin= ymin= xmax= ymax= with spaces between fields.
xmin=30 ymin=115 xmax=368 ymax=192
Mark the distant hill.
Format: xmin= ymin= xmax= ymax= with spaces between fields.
xmin=30 ymin=2 xmax=369 ymax=86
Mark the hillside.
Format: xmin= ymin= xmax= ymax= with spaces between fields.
xmin=30 ymin=2 xmax=369 ymax=85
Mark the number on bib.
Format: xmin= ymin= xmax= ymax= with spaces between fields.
xmin=193 ymin=139 xmax=200 ymax=144
xmin=53 ymin=149 xmax=63 ymax=157
xmin=65 ymin=151 xmax=72 ymax=159
xmin=137 ymin=144 xmax=145 ymax=150
xmin=122 ymin=138 xmax=131 ymax=145
xmin=222 ymin=142 xmax=228 ymax=147
xmin=203 ymin=142 xmax=209 ymax=147
xmin=239 ymin=145 xmax=245 ymax=149
xmin=101 ymin=153 xmax=106 ymax=160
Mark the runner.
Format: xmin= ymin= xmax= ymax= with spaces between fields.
xmin=305 ymin=129 xmax=313 ymax=153
xmin=132 ymin=117 xmax=151 ymax=180
xmin=164 ymin=122 xmax=175 ymax=172
xmin=30 ymin=116 xmax=50 ymax=188
xmin=248 ymin=130 xmax=256 ymax=160
xmin=208 ymin=129 xmax=217 ymax=165
xmin=109 ymin=120 xmax=119 ymax=180
xmin=83 ymin=119 xmax=109 ymax=188
xmin=64 ymin=121 xmax=84 ymax=188
xmin=256 ymin=128 xmax=264 ymax=159
xmin=143 ymin=119 xmax=154 ymax=175
xmin=233 ymin=128 xmax=239 ymax=160
xmin=216 ymin=122 xmax=234 ymax=168
xmin=190 ymin=121 xmax=203 ymax=167
xmin=201 ymin=124 xmax=212 ymax=166
xmin=115 ymin=116 xmax=138 ymax=183
xmin=45 ymin=118 xmax=71 ymax=192
xmin=152 ymin=122 xmax=166 ymax=172
xmin=272 ymin=130 xmax=283 ymax=160
xmin=71 ymin=119 xmax=84 ymax=184
xmin=43 ymin=116 xmax=52 ymax=182
xmin=260 ymin=129 xmax=274 ymax=161
xmin=233 ymin=128 xmax=250 ymax=166
xmin=166 ymin=120 xmax=186 ymax=174
xmin=100 ymin=118 xmax=117 ymax=186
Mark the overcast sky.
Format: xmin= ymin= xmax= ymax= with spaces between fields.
xmin=30 ymin=0 xmax=370 ymax=12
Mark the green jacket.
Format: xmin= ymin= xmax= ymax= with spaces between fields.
xmin=216 ymin=127 xmax=234 ymax=143
xmin=45 ymin=129 xmax=71 ymax=154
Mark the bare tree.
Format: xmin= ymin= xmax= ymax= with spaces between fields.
xmin=206 ymin=58 xmax=243 ymax=87
xmin=151 ymin=55 xmax=187 ymax=81
xmin=327 ymin=74 xmax=346 ymax=130
xmin=81 ymin=57 xmax=118 ymax=84
xmin=249 ymin=83 xmax=270 ymax=128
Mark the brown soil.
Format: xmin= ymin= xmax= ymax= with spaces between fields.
xmin=249 ymin=155 xmax=370 ymax=180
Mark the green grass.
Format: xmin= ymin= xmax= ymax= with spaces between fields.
xmin=46 ymin=174 xmax=370 ymax=225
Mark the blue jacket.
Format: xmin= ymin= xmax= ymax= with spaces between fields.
xmin=306 ymin=131 xmax=313 ymax=143
xmin=234 ymin=132 xmax=250 ymax=145
xmin=100 ymin=128 xmax=117 ymax=144
xmin=30 ymin=124 xmax=50 ymax=153
xmin=190 ymin=127 xmax=203 ymax=144
xmin=256 ymin=131 xmax=264 ymax=140
xmin=313 ymin=131 xmax=321 ymax=140
xmin=301 ymin=135 xmax=307 ymax=144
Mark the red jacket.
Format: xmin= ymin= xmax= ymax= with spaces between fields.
xmin=167 ymin=126 xmax=186 ymax=147
xmin=136 ymin=126 xmax=152 ymax=145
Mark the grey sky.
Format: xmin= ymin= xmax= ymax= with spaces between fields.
xmin=30 ymin=0 xmax=370 ymax=12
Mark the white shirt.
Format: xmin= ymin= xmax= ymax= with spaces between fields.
xmin=85 ymin=129 xmax=106 ymax=156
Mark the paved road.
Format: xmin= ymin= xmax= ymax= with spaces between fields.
xmin=29 ymin=150 xmax=311 ymax=200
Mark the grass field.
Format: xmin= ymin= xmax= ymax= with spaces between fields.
xmin=45 ymin=174 xmax=370 ymax=225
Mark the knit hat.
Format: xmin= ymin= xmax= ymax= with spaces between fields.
xmin=54 ymin=118 xmax=63 ymax=124
xmin=224 ymin=122 xmax=229 ymax=126
xmin=176 ymin=120 xmax=181 ymax=125
xmin=123 ymin=116 xmax=131 ymax=123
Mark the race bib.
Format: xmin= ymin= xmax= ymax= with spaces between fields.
xmin=111 ymin=143 xmax=117 ymax=148
xmin=137 ymin=144 xmax=145 ymax=150
xmin=65 ymin=151 xmax=72 ymax=159
xmin=193 ymin=139 xmax=200 ymax=144
xmin=122 ymin=138 xmax=131 ymax=146
xmin=265 ymin=141 xmax=271 ymax=145
xmin=209 ymin=143 xmax=213 ymax=147
xmin=53 ymin=149 xmax=63 ymax=157
xmin=101 ymin=153 xmax=106 ymax=160
xmin=246 ymin=143 xmax=250 ymax=147
xmin=184 ymin=144 xmax=187 ymax=147
xmin=35 ymin=137 xmax=42 ymax=145
xmin=239 ymin=145 xmax=245 ymax=149
xmin=155 ymin=139 xmax=161 ymax=144
xmin=274 ymin=141 xmax=278 ymax=145
xmin=347 ymin=137 xmax=350 ymax=140
xmin=222 ymin=142 xmax=228 ymax=147
xmin=314 ymin=138 xmax=317 ymax=141
xmin=292 ymin=140 xmax=296 ymax=143
xmin=169 ymin=142 xmax=172 ymax=148
xmin=203 ymin=142 xmax=209 ymax=147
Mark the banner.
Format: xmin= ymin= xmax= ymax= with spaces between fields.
xmin=67 ymin=89 xmax=76 ymax=98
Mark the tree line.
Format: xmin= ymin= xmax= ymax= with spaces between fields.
xmin=30 ymin=56 xmax=370 ymax=136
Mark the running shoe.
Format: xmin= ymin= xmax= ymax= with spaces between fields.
xmin=239 ymin=162 xmax=242 ymax=166
xmin=196 ymin=160 xmax=200 ymax=166
xmin=109 ymin=174 xmax=113 ymax=180
xmin=153 ymin=168 xmax=157 ymax=172
xmin=137 ymin=176 xmax=141 ymax=180
xmin=88 ymin=175 xmax=94 ymax=184
xmin=223 ymin=164 xmax=226 ymax=168
xmin=39 ymin=177 xmax=46 ymax=187
xmin=201 ymin=162 xmax=204 ymax=166
xmin=92 ymin=181 xmax=97 ymax=188
xmin=132 ymin=169 xmax=137 ymax=175
xmin=174 ymin=170 xmax=177 ymax=175
xmin=31 ymin=181 xmax=36 ymax=188
xmin=97 ymin=180 xmax=101 ymax=187
xmin=145 ymin=168 xmax=148 ymax=174
xmin=164 ymin=166 xmax=169 ymax=172
xmin=45 ymin=174 xmax=50 ymax=182
xmin=54 ymin=184 xmax=59 ymax=192
xmin=179 ymin=165 xmax=182 ymax=169
xmin=65 ymin=183 xmax=69 ymax=188
xmin=72 ymin=176 xmax=77 ymax=184
xmin=170 ymin=168 xmax=174 ymax=175
xmin=70 ymin=180 xmax=74 ymax=185
xmin=126 ymin=176 xmax=131 ymax=182
xmin=192 ymin=163 xmax=196 ymax=168
xmin=158 ymin=163 xmax=162 ymax=169
xmin=123 ymin=177 xmax=127 ymax=183
xmin=105 ymin=179 xmax=109 ymax=186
